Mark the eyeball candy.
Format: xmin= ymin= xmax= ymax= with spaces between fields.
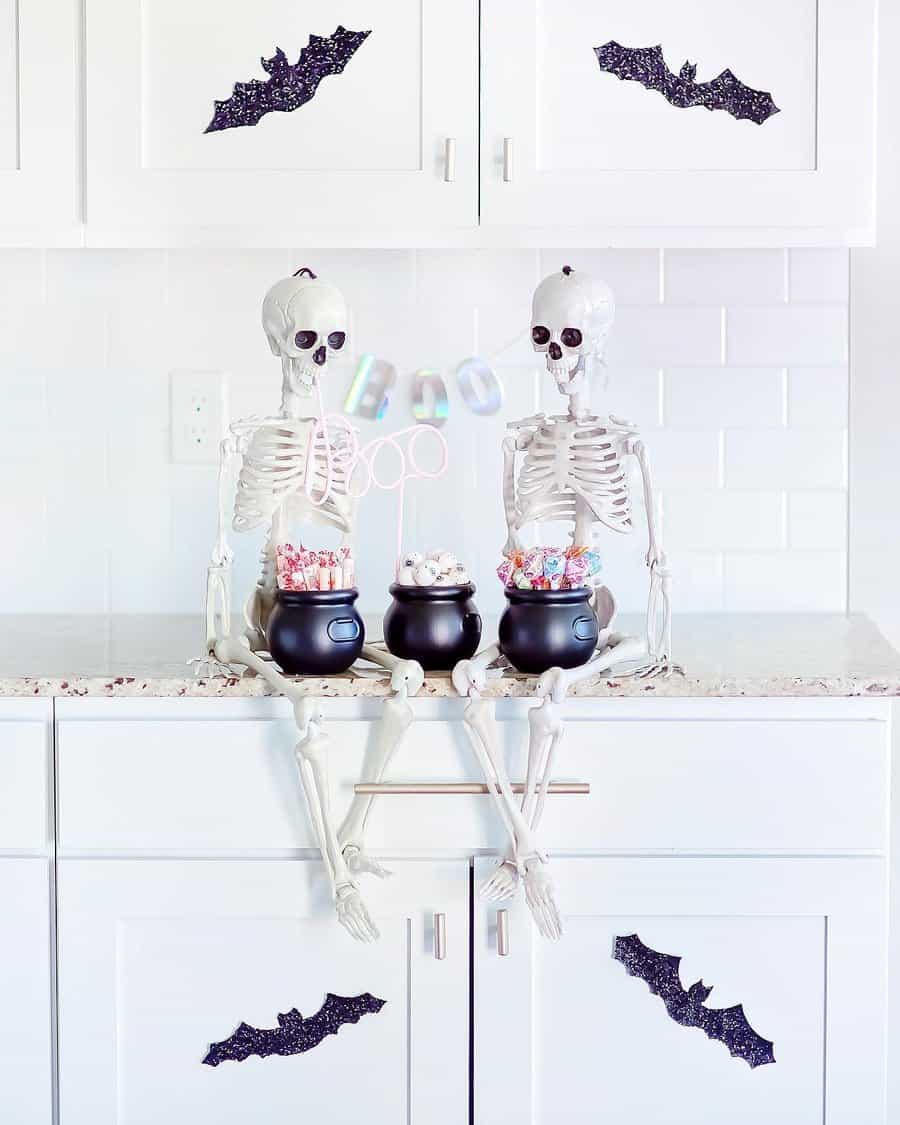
xmin=397 ymin=565 xmax=417 ymax=585
xmin=403 ymin=551 xmax=424 ymax=568
xmin=450 ymin=566 xmax=469 ymax=584
xmin=414 ymin=561 xmax=440 ymax=586
xmin=433 ymin=551 xmax=458 ymax=572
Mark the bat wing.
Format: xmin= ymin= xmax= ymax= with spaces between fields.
xmin=698 ymin=1002 xmax=776 ymax=1068
xmin=594 ymin=42 xmax=672 ymax=94
xmin=203 ymin=991 xmax=386 ymax=1067
xmin=613 ymin=933 xmax=687 ymax=1000
xmin=701 ymin=69 xmax=780 ymax=124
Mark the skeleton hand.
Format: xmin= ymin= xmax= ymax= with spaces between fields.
xmin=452 ymin=658 xmax=486 ymax=698
xmin=390 ymin=659 xmax=424 ymax=697
xmin=524 ymin=859 xmax=562 ymax=941
xmin=334 ymin=882 xmax=380 ymax=943
xmin=480 ymin=858 xmax=519 ymax=902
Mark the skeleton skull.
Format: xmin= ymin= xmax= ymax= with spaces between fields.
xmin=531 ymin=265 xmax=615 ymax=395
xmin=262 ymin=268 xmax=348 ymax=403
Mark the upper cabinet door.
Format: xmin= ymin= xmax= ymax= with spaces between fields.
xmin=480 ymin=0 xmax=876 ymax=244
xmin=0 ymin=0 xmax=79 ymax=243
xmin=85 ymin=0 xmax=477 ymax=243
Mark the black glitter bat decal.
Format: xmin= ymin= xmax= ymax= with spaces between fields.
xmin=205 ymin=26 xmax=372 ymax=134
xmin=613 ymin=934 xmax=775 ymax=1068
xmin=595 ymin=41 xmax=780 ymax=125
xmin=202 ymin=992 xmax=386 ymax=1066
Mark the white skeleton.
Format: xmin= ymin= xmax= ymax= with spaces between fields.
xmin=204 ymin=268 xmax=424 ymax=944
xmin=452 ymin=265 xmax=675 ymax=941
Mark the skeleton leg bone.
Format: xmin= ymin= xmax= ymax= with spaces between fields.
xmin=462 ymin=696 xmax=562 ymax=940
xmin=337 ymin=687 xmax=415 ymax=880
xmin=214 ymin=636 xmax=377 ymax=941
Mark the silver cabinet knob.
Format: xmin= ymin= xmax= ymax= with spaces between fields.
xmin=434 ymin=912 xmax=447 ymax=960
xmin=497 ymin=909 xmax=510 ymax=956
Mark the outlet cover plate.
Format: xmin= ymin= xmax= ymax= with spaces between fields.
xmin=170 ymin=370 xmax=228 ymax=464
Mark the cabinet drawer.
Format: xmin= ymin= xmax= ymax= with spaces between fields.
xmin=533 ymin=716 xmax=889 ymax=854
xmin=56 ymin=705 xmax=888 ymax=855
xmin=0 ymin=714 xmax=51 ymax=851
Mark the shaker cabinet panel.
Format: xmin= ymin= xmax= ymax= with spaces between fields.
xmin=0 ymin=860 xmax=53 ymax=1125
xmin=58 ymin=858 xmax=469 ymax=1125
xmin=474 ymin=857 xmax=886 ymax=1125
xmin=481 ymin=0 xmax=876 ymax=242
xmin=85 ymin=0 xmax=478 ymax=239
xmin=0 ymin=0 xmax=79 ymax=242
xmin=0 ymin=702 xmax=51 ymax=852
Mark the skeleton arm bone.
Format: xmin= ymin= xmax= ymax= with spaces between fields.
xmin=205 ymin=434 xmax=241 ymax=656
xmin=502 ymin=422 xmax=539 ymax=555
xmin=626 ymin=434 xmax=672 ymax=663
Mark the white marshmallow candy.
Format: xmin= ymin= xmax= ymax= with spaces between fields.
xmin=413 ymin=560 xmax=440 ymax=586
xmin=397 ymin=565 xmax=417 ymax=585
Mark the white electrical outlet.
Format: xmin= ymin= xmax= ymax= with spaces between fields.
xmin=170 ymin=370 xmax=228 ymax=464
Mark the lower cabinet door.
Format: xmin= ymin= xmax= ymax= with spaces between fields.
xmin=474 ymin=856 xmax=886 ymax=1125
xmin=58 ymin=859 xmax=469 ymax=1125
xmin=0 ymin=860 xmax=53 ymax=1125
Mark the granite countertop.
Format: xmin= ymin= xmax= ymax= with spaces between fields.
xmin=1 ymin=613 xmax=899 ymax=699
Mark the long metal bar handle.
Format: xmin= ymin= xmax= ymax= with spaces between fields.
xmin=443 ymin=138 xmax=456 ymax=183
xmin=353 ymin=782 xmax=589 ymax=796
xmin=434 ymin=912 xmax=447 ymax=960
xmin=497 ymin=910 xmax=510 ymax=957
xmin=502 ymin=137 xmax=514 ymax=182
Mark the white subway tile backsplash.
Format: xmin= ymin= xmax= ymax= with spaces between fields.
xmin=788 ymin=249 xmax=849 ymax=304
xmin=723 ymin=552 xmax=846 ymax=612
xmin=664 ymin=367 xmax=784 ymax=428
xmin=541 ymin=250 xmax=661 ymax=304
xmin=787 ymin=367 xmax=848 ymax=428
xmin=608 ymin=306 xmax=722 ymax=367
xmin=664 ymin=250 xmax=786 ymax=306
xmin=648 ymin=430 xmax=722 ymax=489
xmin=0 ymin=248 xmax=851 ymax=616
xmin=788 ymin=491 xmax=848 ymax=550
xmin=663 ymin=490 xmax=784 ymax=551
xmin=725 ymin=429 xmax=846 ymax=490
xmin=726 ymin=305 xmax=848 ymax=366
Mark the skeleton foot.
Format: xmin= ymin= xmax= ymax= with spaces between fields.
xmin=342 ymin=844 xmax=393 ymax=880
xmin=619 ymin=657 xmax=684 ymax=680
xmin=524 ymin=859 xmax=562 ymax=941
xmin=480 ymin=858 xmax=519 ymax=902
xmin=335 ymin=882 xmax=380 ymax=943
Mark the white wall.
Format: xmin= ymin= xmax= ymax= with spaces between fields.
xmin=0 ymin=247 xmax=848 ymax=617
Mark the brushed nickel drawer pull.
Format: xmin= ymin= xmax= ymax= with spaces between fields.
xmin=353 ymin=781 xmax=589 ymax=795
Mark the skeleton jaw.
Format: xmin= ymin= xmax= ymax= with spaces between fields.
xmin=284 ymin=355 xmax=318 ymax=395
xmin=550 ymin=354 xmax=585 ymax=397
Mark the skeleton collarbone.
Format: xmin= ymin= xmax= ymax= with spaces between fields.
xmin=232 ymin=414 xmax=353 ymax=535
xmin=515 ymin=412 xmax=637 ymax=534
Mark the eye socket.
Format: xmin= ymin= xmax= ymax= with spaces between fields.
xmin=532 ymin=325 xmax=550 ymax=346
xmin=295 ymin=330 xmax=317 ymax=350
xmin=561 ymin=327 xmax=583 ymax=349
xmin=327 ymin=331 xmax=346 ymax=350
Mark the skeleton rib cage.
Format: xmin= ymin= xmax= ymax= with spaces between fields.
xmin=514 ymin=413 xmax=637 ymax=535
xmin=231 ymin=416 xmax=355 ymax=536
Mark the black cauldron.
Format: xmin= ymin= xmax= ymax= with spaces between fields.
xmin=499 ymin=586 xmax=599 ymax=674
xmin=267 ymin=588 xmax=365 ymax=675
xmin=383 ymin=583 xmax=482 ymax=671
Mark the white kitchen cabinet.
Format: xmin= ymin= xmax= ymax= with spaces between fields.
xmin=0 ymin=701 xmax=54 ymax=1125
xmin=0 ymin=0 xmax=80 ymax=244
xmin=481 ymin=0 xmax=876 ymax=245
xmin=84 ymin=0 xmax=478 ymax=243
xmin=474 ymin=856 xmax=887 ymax=1125
xmin=57 ymin=858 xmax=469 ymax=1125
